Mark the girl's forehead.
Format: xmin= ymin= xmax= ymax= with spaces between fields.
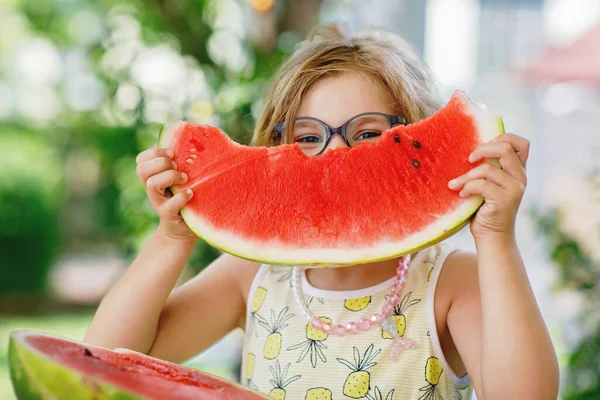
xmin=297 ymin=72 xmax=396 ymax=127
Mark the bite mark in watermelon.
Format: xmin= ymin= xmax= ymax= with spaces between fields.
xmin=158 ymin=91 xmax=504 ymax=266
xmin=9 ymin=330 xmax=268 ymax=399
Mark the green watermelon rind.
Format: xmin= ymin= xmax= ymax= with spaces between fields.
xmin=9 ymin=330 xmax=270 ymax=400
xmin=9 ymin=330 xmax=142 ymax=400
xmin=157 ymin=94 xmax=505 ymax=266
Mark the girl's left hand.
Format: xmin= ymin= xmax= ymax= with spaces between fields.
xmin=448 ymin=133 xmax=530 ymax=242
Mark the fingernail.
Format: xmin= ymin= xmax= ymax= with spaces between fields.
xmin=181 ymin=173 xmax=188 ymax=182
xmin=459 ymin=190 xmax=466 ymax=197
xmin=186 ymin=189 xmax=193 ymax=197
xmin=448 ymin=179 xmax=458 ymax=189
xmin=166 ymin=149 xmax=174 ymax=158
xmin=172 ymin=161 xmax=178 ymax=170
xmin=468 ymin=153 xmax=475 ymax=162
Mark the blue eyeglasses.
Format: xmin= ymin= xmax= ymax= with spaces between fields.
xmin=273 ymin=112 xmax=408 ymax=156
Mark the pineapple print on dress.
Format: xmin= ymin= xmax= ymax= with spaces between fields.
xmin=452 ymin=382 xmax=470 ymax=400
xmin=304 ymin=294 xmax=324 ymax=306
xmin=344 ymin=295 xmax=372 ymax=311
xmin=337 ymin=344 xmax=382 ymax=399
xmin=287 ymin=316 xmax=330 ymax=368
xmin=268 ymin=360 xmax=300 ymax=400
xmin=249 ymin=286 xmax=268 ymax=336
xmin=381 ymin=292 xmax=421 ymax=339
xmin=305 ymin=387 xmax=332 ymax=400
xmin=258 ymin=307 xmax=295 ymax=359
xmin=366 ymin=386 xmax=395 ymax=400
xmin=270 ymin=267 xmax=293 ymax=286
xmin=424 ymin=251 xmax=440 ymax=282
xmin=246 ymin=353 xmax=259 ymax=391
xmin=419 ymin=356 xmax=445 ymax=400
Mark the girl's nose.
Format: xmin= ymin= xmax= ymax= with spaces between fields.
xmin=323 ymin=134 xmax=349 ymax=153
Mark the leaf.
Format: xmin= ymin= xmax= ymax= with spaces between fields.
xmin=254 ymin=313 xmax=268 ymax=325
xmin=407 ymin=298 xmax=422 ymax=309
xmin=282 ymin=374 xmax=301 ymax=388
xmin=363 ymin=343 xmax=380 ymax=366
xmin=337 ymin=357 xmax=356 ymax=371
xmin=278 ymin=323 xmax=289 ymax=332
xmin=353 ymin=346 xmax=361 ymax=369
xmin=315 ymin=344 xmax=327 ymax=363
xmin=295 ymin=341 xmax=311 ymax=363
xmin=287 ymin=340 xmax=309 ymax=351
xmin=277 ymin=306 xmax=288 ymax=322
xmin=363 ymin=362 xmax=377 ymax=371
xmin=282 ymin=361 xmax=289 ymax=379
xmin=370 ymin=346 xmax=382 ymax=361
xmin=258 ymin=320 xmax=271 ymax=331
xmin=398 ymin=293 xmax=409 ymax=311
xmin=310 ymin=344 xmax=317 ymax=368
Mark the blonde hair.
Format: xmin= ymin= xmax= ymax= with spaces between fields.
xmin=252 ymin=23 xmax=440 ymax=147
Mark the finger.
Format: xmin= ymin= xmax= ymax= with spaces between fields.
xmin=146 ymin=170 xmax=188 ymax=195
xmin=469 ymin=142 xmax=527 ymax=184
xmin=137 ymin=157 xmax=178 ymax=182
xmin=459 ymin=179 xmax=505 ymax=199
xmin=136 ymin=147 xmax=174 ymax=164
xmin=159 ymin=189 xmax=194 ymax=219
xmin=493 ymin=133 xmax=530 ymax=167
xmin=449 ymin=163 xmax=518 ymax=191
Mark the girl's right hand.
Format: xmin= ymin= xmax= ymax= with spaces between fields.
xmin=136 ymin=145 xmax=197 ymax=242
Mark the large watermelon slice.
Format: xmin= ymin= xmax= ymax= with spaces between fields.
xmin=9 ymin=330 xmax=268 ymax=399
xmin=158 ymin=90 xmax=503 ymax=266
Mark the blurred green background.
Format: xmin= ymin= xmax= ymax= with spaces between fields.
xmin=1 ymin=0 xmax=599 ymax=399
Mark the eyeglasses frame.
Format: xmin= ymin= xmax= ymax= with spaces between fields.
xmin=273 ymin=112 xmax=409 ymax=155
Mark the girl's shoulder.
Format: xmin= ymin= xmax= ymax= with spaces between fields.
xmin=215 ymin=253 xmax=264 ymax=305
xmin=410 ymin=242 xmax=466 ymax=284
xmin=434 ymin=245 xmax=478 ymax=304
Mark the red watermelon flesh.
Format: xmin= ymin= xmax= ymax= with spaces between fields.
xmin=9 ymin=330 xmax=268 ymax=400
xmin=158 ymin=90 xmax=504 ymax=265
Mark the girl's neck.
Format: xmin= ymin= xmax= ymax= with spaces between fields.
xmin=304 ymin=255 xmax=413 ymax=292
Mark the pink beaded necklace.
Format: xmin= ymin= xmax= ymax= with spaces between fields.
xmin=291 ymin=255 xmax=419 ymax=360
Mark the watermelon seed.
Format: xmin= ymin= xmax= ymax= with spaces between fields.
xmin=190 ymin=148 xmax=197 ymax=153
xmin=190 ymin=154 xmax=198 ymax=159
xmin=412 ymin=141 xmax=422 ymax=149
xmin=186 ymin=158 xmax=194 ymax=164
xmin=394 ymin=134 xmax=400 ymax=143
xmin=412 ymin=159 xmax=420 ymax=168
xmin=84 ymin=349 xmax=92 ymax=357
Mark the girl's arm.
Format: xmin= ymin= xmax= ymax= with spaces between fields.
xmin=84 ymin=227 xmax=196 ymax=352
xmin=145 ymin=252 xmax=259 ymax=363
xmin=443 ymin=243 xmax=558 ymax=400
xmin=85 ymin=228 xmax=259 ymax=363
xmin=444 ymin=134 xmax=559 ymax=399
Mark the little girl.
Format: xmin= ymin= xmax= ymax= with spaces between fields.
xmin=86 ymin=25 xmax=559 ymax=399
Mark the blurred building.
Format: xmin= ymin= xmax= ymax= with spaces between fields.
xmin=478 ymin=0 xmax=546 ymax=74
xmin=320 ymin=0 xmax=427 ymax=55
